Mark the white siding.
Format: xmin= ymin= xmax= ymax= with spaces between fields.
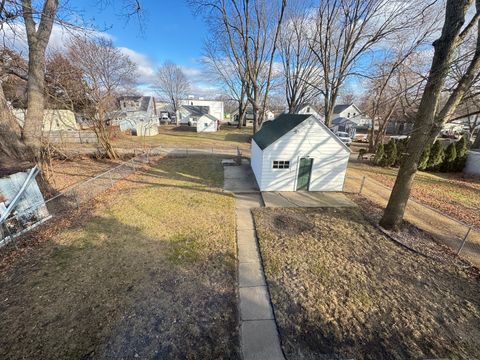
xmin=253 ymin=117 xmax=349 ymax=191
xmin=196 ymin=116 xmax=217 ymax=132
xmin=251 ymin=140 xmax=263 ymax=189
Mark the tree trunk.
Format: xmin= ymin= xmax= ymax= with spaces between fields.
xmin=23 ymin=45 xmax=46 ymax=156
xmin=473 ymin=131 xmax=480 ymax=149
xmin=380 ymin=0 xmax=472 ymax=230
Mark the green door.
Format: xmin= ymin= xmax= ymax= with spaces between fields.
xmin=296 ymin=158 xmax=313 ymax=191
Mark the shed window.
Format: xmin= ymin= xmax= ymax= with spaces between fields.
xmin=273 ymin=160 xmax=290 ymax=169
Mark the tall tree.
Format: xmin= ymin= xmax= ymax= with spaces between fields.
xmin=21 ymin=0 xmax=59 ymax=156
xmin=310 ymin=0 xmax=422 ymax=127
xmin=155 ymin=62 xmax=189 ymax=126
xmin=191 ymin=0 xmax=287 ymax=132
xmin=68 ymin=37 xmax=137 ymax=159
xmin=380 ymin=0 xmax=480 ymax=229
xmin=279 ymin=2 xmax=322 ymax=113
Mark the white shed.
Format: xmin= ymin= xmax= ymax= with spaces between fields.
xmin=251 ymin=114 xmax=350 ymax=191
xmin=196 ymin=114 xmax=218 ymax=132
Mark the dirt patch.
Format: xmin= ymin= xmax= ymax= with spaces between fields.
xmin=0 ymin=156 xmax=239 ymax=359
xmin=269 ymin=213 xmax=314 ymax=236
xmin=253 ymin=207 xmax=480 ymax=360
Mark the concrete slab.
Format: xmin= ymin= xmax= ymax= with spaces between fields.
xmin=241 ymin=320 xmax=285 ymax=360
xmin=238 ymin=247 xmax=261 ymax=264
xmin=223 ymin=163 xmax=259 ymax=193
xmin=237 ymin=230 xmax=257 ymax=245
xmin=239 ymin=262 xmax=266 ymax=287
xmin=262 ymin=191 xmax=356 ymax=208
xmin=239 ymin=286 xmax=274 ymax=320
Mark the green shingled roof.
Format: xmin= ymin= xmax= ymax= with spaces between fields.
xmin=252 ymin=113 xmax=311 ymax=150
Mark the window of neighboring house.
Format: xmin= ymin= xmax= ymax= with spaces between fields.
xmin=307 ymin=107 xmax=310 ymax=113
xmin=204 ymin=122 xmax=209 ymax=127
xmin=191 ymin=102 xmax=193 ymax=105
xmin=273 ymin=160 xmax=290 ymax=169
xmin=347 ymin=112 xmax=351 ymax=118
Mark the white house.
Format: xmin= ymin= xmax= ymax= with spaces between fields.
xmin=196 ymin=114 xmax=218 ymax=132
xmin=180 ymin=98 xmax=224 ymax=121
xmin=251 ymin=114 xmax=350 ymax=191
xmin=115 ymin=96 xmax=158 ymax=136
xmin=333 ymin=103 xmax=372 ymax=128
xmin=231 ymin=107 xmax=275 ymax=126
xmin=297 ymin=104 xmax=324 ymax=122
xmin=13 ymin=109 xmax=78 ymax=132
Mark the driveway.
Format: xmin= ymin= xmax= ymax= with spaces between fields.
xmin=262 ymin=191 xmax=356 ymax=208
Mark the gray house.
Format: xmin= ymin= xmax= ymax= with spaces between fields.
xmin=114 ymin=96 xmax=159 ymax=136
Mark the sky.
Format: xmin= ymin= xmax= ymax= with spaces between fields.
xmin=67 ymin=0 xmax=218 ymax=96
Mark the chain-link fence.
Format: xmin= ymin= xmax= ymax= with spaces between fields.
xmin=343 ymin=175 xmax=480 ymax=268
xmin=0 ymin=153 xmax=149 ymax=248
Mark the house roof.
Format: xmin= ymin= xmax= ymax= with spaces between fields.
xmin=118 ymin=96 xmax=153 ymax=112
xmin=252 ymin=114 xmax=311 ymax=150
xmin=182 ymin=105 xmax=210 ymax=116
xmin=333 ymin=103 xmax=363 ymax=115
xmin=200 ymin=113 xmax=218 ymax=121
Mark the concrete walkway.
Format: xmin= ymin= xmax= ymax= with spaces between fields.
xmin=235 ymin=193 xmax=284 ymax=360
xmin=224 ymin=162 xmax=284 ymax=360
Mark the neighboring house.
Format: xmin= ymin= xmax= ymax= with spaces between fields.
xmin=179 ymin=105 xmax=211 ymax=126
xmin=180 ymin=98 xmax=224 ymax=121
xmin=333 ymin=103 xmax=372 ymax=129
xmin=115 ymin=96 xmax=158 ymax=136
xmin=196 ymin=114 xmax=218 ymax=132
xmin=231 ymin=107 xmax=275 ymax=126
xmin=297 ymin=104 xmax=324 ymax=122
xmin=251 ymin=114 xmax=350 ymax=192
xmin=386 ymin=120 xmax=414 ymax=135
xmin=13 ymin=109 xmax=78 ymax=132
xmin=331 ymin=117 xmax=357 ymax=138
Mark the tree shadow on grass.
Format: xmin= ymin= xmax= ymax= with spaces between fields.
xmin=0 ymin=215 xmax=239 ymax=360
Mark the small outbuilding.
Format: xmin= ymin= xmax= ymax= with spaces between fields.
xmin=196 ymin=114 xmax=218 ymax=132
xmin=251 ymin=114 xmax=350 ymax=191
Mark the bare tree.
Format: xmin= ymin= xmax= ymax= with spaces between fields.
xmin=279 ymin=2 xmax=322 ymax=113
xmin=21 ymin=0 xmax=59 ymax=157
xmin=203 ymin=32 xmax=249 ymax=128
xmin=310 ymin=0 xmax=427 ymax=127
xmin=380 ymin=0 xmax=480 ymax=229
xmin=191 ymin=0 xmax=287 ymax=132
xmin=68 ymin=37 xmax=137 ymax=159
xmin=155 ymin=62 xmax=189 ymax=126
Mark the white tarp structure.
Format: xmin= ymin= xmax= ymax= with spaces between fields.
xmin=0 ymin=168 xmax=50 ymax=246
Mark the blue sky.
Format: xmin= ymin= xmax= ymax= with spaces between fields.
xmin=73 ymin=0 xmax=216 ymax=95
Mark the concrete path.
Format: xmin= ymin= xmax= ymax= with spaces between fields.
xmin=224 ymin=161 xmax=284 ymax=360
xmin=235 ymin=193 xmax=284 ymax=360
xmin=262 ymin=191 xmax=356 ymax=208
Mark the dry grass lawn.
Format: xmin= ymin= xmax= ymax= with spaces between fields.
xmin=0 ymin=156 xmax=239 ymax=359
xmin=348 ymin=161 xmax=480 ymax=227
xmin=253 ymin=207 xmax=480 ymax=360
xmin=113 ymin=125 xmax=252 ymax=153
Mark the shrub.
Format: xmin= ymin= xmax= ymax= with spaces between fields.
xmin=380 ymin=140 xmax=397 ymax=167
xmin=373 ymin=143 xmax=384 ymax=165
xmin=418 ymin=144 xmax=431 ymax=171
xmin=455 ymin=136 xmax=468 ymax=158
xmin=395 ymin=138 xmax=409 ymax=166
xmin=441 ymin=142 xmax=457 ymax=172
xmin=427 ymin=140 xmax=445 ymax=171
